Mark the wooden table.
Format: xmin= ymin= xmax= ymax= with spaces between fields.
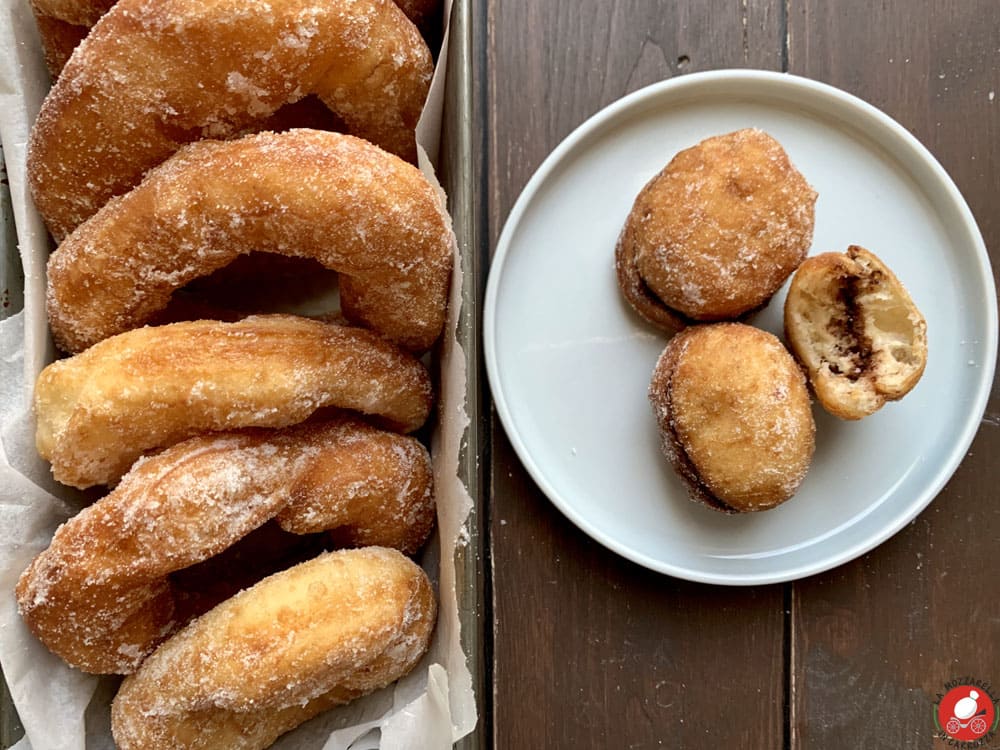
xmin=476 ymin=1 xmax=1000 ymax=747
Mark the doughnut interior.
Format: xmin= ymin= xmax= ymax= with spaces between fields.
xmin=784 ymin=245 xmax=927 ymax=420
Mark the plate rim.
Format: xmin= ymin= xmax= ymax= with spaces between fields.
xmin=483 ymin=68 xmax=999 ymax=585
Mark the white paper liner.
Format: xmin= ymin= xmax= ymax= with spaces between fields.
xmin=0 ymin=0 xmax=476 ymax=747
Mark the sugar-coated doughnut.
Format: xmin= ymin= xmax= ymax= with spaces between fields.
xmin=46 ymin=130 xmax=454 ymax=354
xmin=16 ymin=419 xmax=435 ymax=674
xmin=617 ymin=129 xmax=816 ymax=333
xmin=31 ymin=0 xmax=441 ymax=76
xmin=110 ymin=547 xmax=435 ymax=750
xmin=34 ymin=316 xmax=433 ymax=489
xmin=275 ymin=422 xmax=434 ymax=555
xmin=649 ymin=323 xmax=815 ymax=513
xmin=784 ymin=245 xmax=927 ymax=419
xmin=28 ymin=0 xmax=433 ymax=240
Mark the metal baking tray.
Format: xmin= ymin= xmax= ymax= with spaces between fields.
xmin=0 ymin=0 xmax=486 ymax=745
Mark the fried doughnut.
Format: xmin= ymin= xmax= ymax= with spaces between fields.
xmin=275 ymin=422 xmax=435 ymax=554
xmin=616 ymin=129 xmax=817 ymax=333
xmin=46 ymin=130 xmax=453 ymax=354
xmin=31 ymin=0 xmax=441 ymax=77
xmin=16 ymin=419 xmax=435 ymax=674
xmin=28 ymin=0 xmax=433 ymax=240
xmin=34 ymin=315 xmax=433 ymax=488
xmin=649 ymin=323 xmax=815 ymax=513
xmin=111 ymin=547 xmax=435 ymax=750
xmin=784 ymin=245 xmax=928 ymax=419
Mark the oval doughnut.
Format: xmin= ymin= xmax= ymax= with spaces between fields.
xmin=31 ymin=0 xmax=441 ymax=76
xmin=46 ymin=129 xmax=454 ymax=354
xmin=28 ymin=0 xmax=433 ymax=240
xmin=111 ymin=547 xmax=436 ymax=750
xmin=34 ymin=315 xmax=433 ymax=489
xmin=16 ymin=419 xmax=435 ymax=674
xmin=616 ymin=129 xmax=816 ymax=332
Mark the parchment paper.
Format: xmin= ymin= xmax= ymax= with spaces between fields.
xmin=0 ymin=0 xmax=476 ymax=747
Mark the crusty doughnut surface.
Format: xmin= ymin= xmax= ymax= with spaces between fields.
xmin=275 ymin=422 xmax=434 ymax=554
xmin=31 ymin=0 xmax=441 ymax=76
xmin=784 ymin=245 xmax=927 ymax=420
xmin=649 ymin=323 xmax=815 ymax=513
xmin=616 ymin=128 xmax=816 ymax=331
xmin=47 ymin=129 xmax=454 ymax=354
xmin=34 ymin=315 xmax=433 ymax=488
xmin=111 ymin=547 xmax=436 ymax=750
xmin=28 ymin=0 xmax=433 ymax=240
xmin=16 ymin=419 xmax=435 ymax=674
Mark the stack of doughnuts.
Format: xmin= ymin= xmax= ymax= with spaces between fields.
xmin=619 ymin=129 xmax=926 ymax=513
xmin=18 ymin=0 xmax=451 ymax=747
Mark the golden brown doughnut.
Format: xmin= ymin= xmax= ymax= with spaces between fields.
xmin=616 ymin=129 xmax=817 ymax=333
xmin=16 ymin=419 xmax=435 ymax=674
xmin=46 ymin=129 xmax=454 ymax=354
xmin=111 ymin=547 xmax=436 ymax=750
xmin=784 ymin=245 xmax=928 ymax=419
xmin=28 ymin=0 xmax=433 ymax=240
xmin=31 ymin=0 xmax=441 ymax=77
xmin=34 ymin=315 xmax=433 ymax=489
xmin=649 ymin=323 xmax=815 ymax=513
xmin=275 ymin=421 xmax=435 ymax=555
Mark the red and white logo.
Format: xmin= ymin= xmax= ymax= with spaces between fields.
xmin=936 ymin=683 xmax=997 ymax=744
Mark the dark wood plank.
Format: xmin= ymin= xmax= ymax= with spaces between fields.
xmin=485 ymin=2 xmax=788 ymax=748
xmin=787 ymin=2 xmax=1000 ymax=747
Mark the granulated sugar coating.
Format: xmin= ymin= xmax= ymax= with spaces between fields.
xmin=32 ymin=0 xmax=440 ymax=75
xmin=110 ymin=547 xmax=436 ymax=750
xmin=649 ymin=323 xmax=816 ymax=513
xmin=15 ymin=418 xmax=436 ymax=675
xmin=47 ymin=129 xmax=454 ymax=354
xmin=616 ymin=128 xmax=817 ymax=332
xmin=27 ymin=0 xmax=433 ymax=240
xmin=33 ymin=315 xmax=433 ymax=488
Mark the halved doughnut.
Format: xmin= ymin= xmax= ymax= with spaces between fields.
xmin=784 ymin=245 xmax=927 ymax=420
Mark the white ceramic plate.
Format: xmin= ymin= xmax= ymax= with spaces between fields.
xmin=484 ymin=70 xmax=997 ymax=585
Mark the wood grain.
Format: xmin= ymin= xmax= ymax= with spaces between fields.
xmin=787 ymin=2 xmax=1000 ymax=747
xmin=485 ymin=2 xmax=789 ymax=747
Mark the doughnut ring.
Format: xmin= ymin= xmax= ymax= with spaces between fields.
xmin=34 ymin=315 xmax=433 ymax=489
xmin=31 ymin=0 xmax=441 ymax=76
xmin=274 ymin=421 xmax=435 ymax=554
xmin=110 ymin=547 xmax=436 ymax=750
xmin=46 ymin=130 xmax=454 ymax=355
xmin=16 ymin=419 xmax=435 ymax=674
xmin=28 ymin=0 xmax=433 ymax=240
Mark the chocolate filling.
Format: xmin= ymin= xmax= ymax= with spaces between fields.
xmin=826 ymin=270 xmax=877 ymax=381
